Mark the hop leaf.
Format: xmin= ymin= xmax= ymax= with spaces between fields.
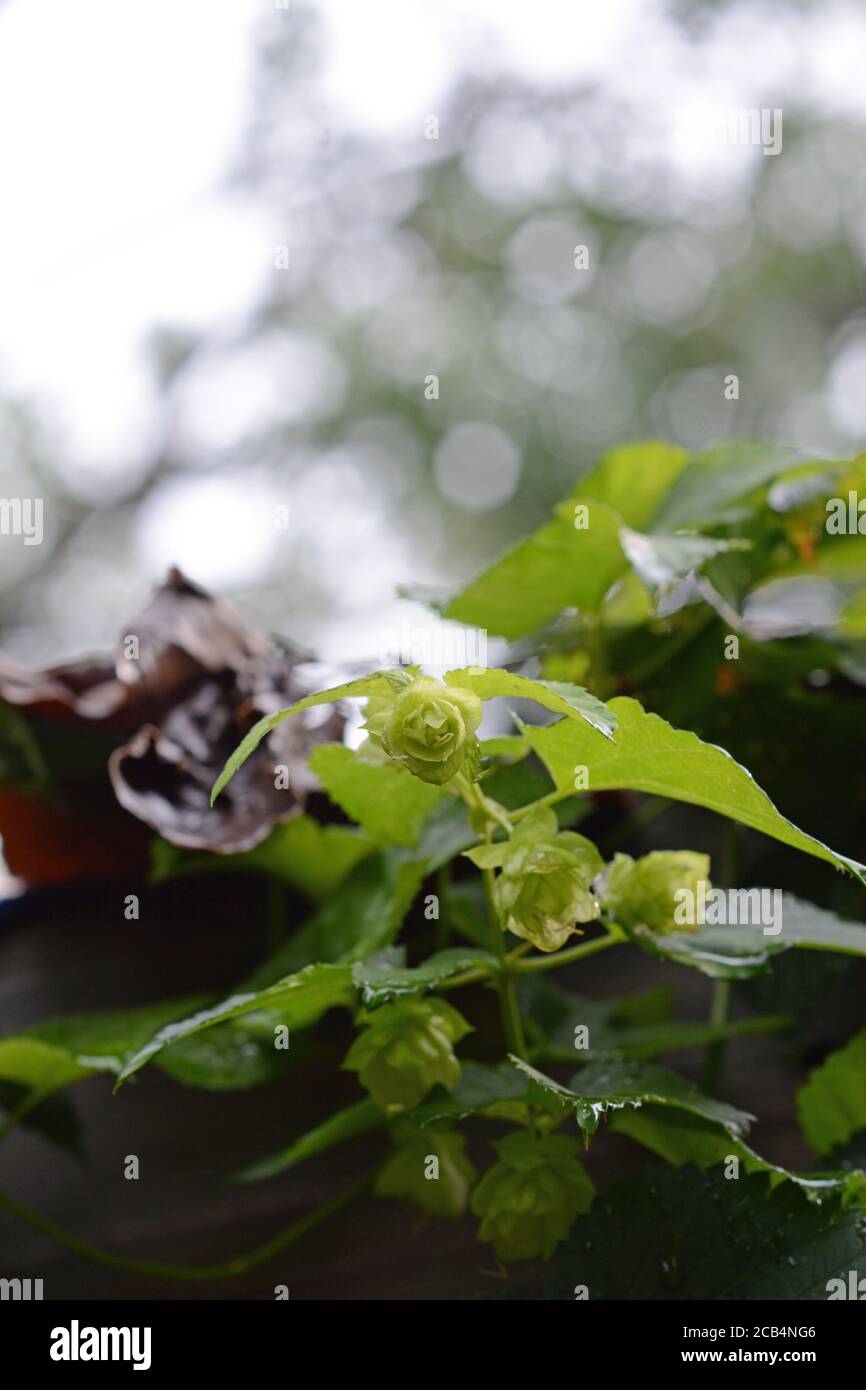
xmin=343 ymin=997 xmax=472 ymax=1112
xmin=376 ymin=1125 xmax=476 ymax=1220
xmin=603 ymin=850 xmax=710 ymax=935
xmin=365 ymin=675 xmax=483 ymax=785
xmin=471 ymin=1130 xmax=594 ymax=1262
xmin=467 ymin=808 xmax=603 ymax=952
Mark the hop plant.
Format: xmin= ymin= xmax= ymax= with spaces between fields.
xmin=466 ymin=807 xmax=603 ymax=952
xmin=376 ymin=1125 xmax=476 ymax=1220
xmin=603 ymin=850 xmax=710 ymax=935
xmin=364 ymin=674 xmax=483 ymax=785
xmin=342 ymin=997 xmax=472 ymax=1113
xmin=471 ymin=1130 xmax=595 ymax=1262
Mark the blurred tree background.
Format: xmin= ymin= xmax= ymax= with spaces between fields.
xmin=2 ymin=0 xmax=865 ymax=667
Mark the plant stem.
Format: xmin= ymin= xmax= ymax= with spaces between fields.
xmin=702 ymin=979 xmax=732 ymax=1094
xmin=515 ymin=926 xmax=625 ymax=973
xmin=438 ymin=933 xmax=625 ymax=991
xmin=0 ymin=1172 xmax=372 ymax=1284
xmin=509 ymin=789 xmax=573 ymax=822
xmin=702 ymin=821 xmax=741 ymax=1093
xmin=437 ymin=965 xmax=492 ymax=991
xmin=454 ymin=774 xmax=529 ymax=1059
xmin=482 ymin=861 xmax=527 ymax=1059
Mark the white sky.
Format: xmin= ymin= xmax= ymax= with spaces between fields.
xmin=1 ymin=0 xmax=866 ymax=591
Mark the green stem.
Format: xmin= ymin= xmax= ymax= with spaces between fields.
xmin=482 ymin=862 xmax=527 ymax=1059
xmin=702 ymin=822 xmax=741 ymax=1094
xmin=453 ymin=774 xmax=528 ymax=1058
xmin=0 ymin=1172 xmax=372 ymax=1284
xmin=509 ymin=789 xmax=573 ymax=822
xmin=437 ymin=966 xmax=491 ymax=991
xmin=453 ymin=772 xmax=512 ymax=834
xmin=515 ymin=926 xmax=625 ymax=973
xmin=439 ymin=934 xmax=624 ymax=992
xmin=702 ymin=979 xmax=732 ymax=1094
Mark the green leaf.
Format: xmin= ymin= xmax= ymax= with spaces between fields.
xmin=651 ymin=440 xmax=813 ymax=532
xmin=521 ymin=699 xmax=866 ymax=884
xmin=510 ymin=1056 xmax=753 ymax=1142
xmin=547 ymin=1166 xmax=866 ymax=1300
xmin=0 ymin=1002 xmax=236 ymax=1131
xmin=633 ymin=895 xmax=866 ymax=980
xmin=577 ymin=440 xmax=689 ymax=529
xmin=445 ymin=667 xmax=616 ymax=739
xmin=798 ymin=1027 xmax=866 ymax=1156
xmin=610 ymin=1106 xmax=865 ymax=1203
xmin=415 ymin=1061 xmax=535 ymax=1123
xmin=157 ymin=1025 xmax=309 ymax=1091
xmin=0 ymin=1038 xmax=93 ymax=1102
xmin=443 ymin=501 xmax=626 ymax=639
xmin=250 ymin=855 xmax=428 ymax=985
xmin=234 ymin=1099 xmax=383 ymax=1184
xmin=619 ymin=528 xmax=750 ymax=592
xmin=245 ymin=800 xmax=477 ymax=987
xmin=24 ymin=997 xmax=209 ymax=1076
xmin=116 ymin=964 xmax=356 ymax=1086
xmin=481 ymin=735 xmax=532 ymax=762
xmin=7 ymin=996 xmax=300 ymax=1095
xmin=439 ymin=442 xmax=724 ymax=638
xmin=307 ymin=743 xmax=446 ymax=847
xmin=151 ymin=814 xmax=374 ymax=901
xmin=210 ymin=671 xmax=406 ymax=803
xmin=351 ymin=947 xmax=498 ymax=1007
xmin=519 ymin=976 xmax=788 ymax=1062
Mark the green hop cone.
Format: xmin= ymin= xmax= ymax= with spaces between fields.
xmin=375 ymin=1125 xmax=476 ymax=1220
xmin=466 ymin=808 xmax=603 ymax=952
xmin=342 ymin=997 xmax=472 ymax=1113
xmin=471 ymin=1130 xmax=595 ymax=1262
xmin=365 ymin=675 xmax=483 ymax=785
xmin=603 ymin=849 xmax=711 ymax=935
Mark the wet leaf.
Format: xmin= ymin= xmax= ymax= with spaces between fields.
xmin=798 ymin=1027 xmax=866 ymax=1156
xmin=611 ymin=1106 xmax=865 ymax=1204
xmin=547 ymin=1166 xmax=866 ymax=1300
xmin=510 ymin=1056 xmax=754 ymax=1142
xmin=351 ymin=947 xmax=498 ymax=1007
xmin=445 ymin=667 xmax=615 ymax=738
xmin=633 ymin=895 xmax=866 ymax=979
xmin=522 ymin=701 xmax=866 ymax=884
